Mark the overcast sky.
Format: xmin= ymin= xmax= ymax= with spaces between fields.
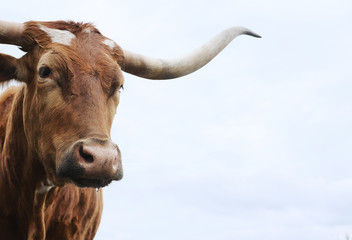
xmin=2 ymin=0 xmax=352 ymax=239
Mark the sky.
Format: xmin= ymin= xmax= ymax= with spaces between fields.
xmin=1 ymin=0 xmax=352 ymax=239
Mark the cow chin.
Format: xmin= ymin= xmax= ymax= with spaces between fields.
xmin=56 ymin=138 xmax=124 ymax=188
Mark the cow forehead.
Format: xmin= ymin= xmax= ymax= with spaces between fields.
xmin=24 ymin=21 xmax=117 ymax=50
xmin=24 ymin=21 xmax=125 ymax=90
xmin=39 ymin=24 xmax=117 ymax=50
xmin=30 ymin=22 xmax=122 ymax=68
xmin=39 ymin=25 xmax=76 ymax=46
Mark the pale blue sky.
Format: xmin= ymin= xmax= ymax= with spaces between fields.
xmin=2 ymin=0 xmax=352 ymax=239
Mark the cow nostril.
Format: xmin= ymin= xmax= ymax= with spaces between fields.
xmin=79 ymin=145 xmax=94 ymax=163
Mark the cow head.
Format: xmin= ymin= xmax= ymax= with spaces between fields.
xmin=0 ymin=20 xmax=260 ymax=188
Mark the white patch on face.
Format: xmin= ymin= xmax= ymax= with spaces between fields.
xmin=39 ymin=24 xmax=76 ymax=46
xmin=84 ymin=28 xmax=91 ymax=34
xmin=103 ymin=39 xmax=116 ymax=50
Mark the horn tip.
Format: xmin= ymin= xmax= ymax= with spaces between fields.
xmin=242 ymin=28 xmax=262 ymax=38
xmin=227 ymin=26 xmax=261 ymax=38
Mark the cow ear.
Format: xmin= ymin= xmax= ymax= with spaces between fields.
xmin=0 ymin=53 xmax=25 ymax=83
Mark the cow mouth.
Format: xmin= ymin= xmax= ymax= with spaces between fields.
xmin=70 ymin=177 xmax=113 ymax=188
xmin=70 ymin=171 xmax=123 ymax=188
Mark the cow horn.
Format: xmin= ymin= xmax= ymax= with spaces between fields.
xmin=122 ymin=26 xmax=261 ymax=80
xmin=0 ymin=20 xmax=25 ymax=46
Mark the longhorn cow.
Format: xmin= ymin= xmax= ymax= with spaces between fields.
xmin=0 ymin=20 xmax=260 ymax=239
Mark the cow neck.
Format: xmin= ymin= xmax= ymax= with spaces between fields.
xmin=0 ymin=86 xmax=47 ymax=224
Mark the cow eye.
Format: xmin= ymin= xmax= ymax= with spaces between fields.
xmin=39 ymin=67 xmax=52 ymax=78
xmin=108 ymin=83 xmax=123 ymax=98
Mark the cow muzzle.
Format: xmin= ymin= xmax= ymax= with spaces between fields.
xmin=57 ymin=138 xmax=123 ymax=188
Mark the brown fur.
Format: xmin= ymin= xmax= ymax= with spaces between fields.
xmin=0 ymin=21 xmax=125 ymax=239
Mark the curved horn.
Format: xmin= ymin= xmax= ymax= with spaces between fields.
xmin=122 ymin=26 xmax=261 ymax=80
xmin=0 ymin=20 xmax=25 ymax=46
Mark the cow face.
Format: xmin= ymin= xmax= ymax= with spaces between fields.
xmin=2 ymin=22 xmax=125 ymax=188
